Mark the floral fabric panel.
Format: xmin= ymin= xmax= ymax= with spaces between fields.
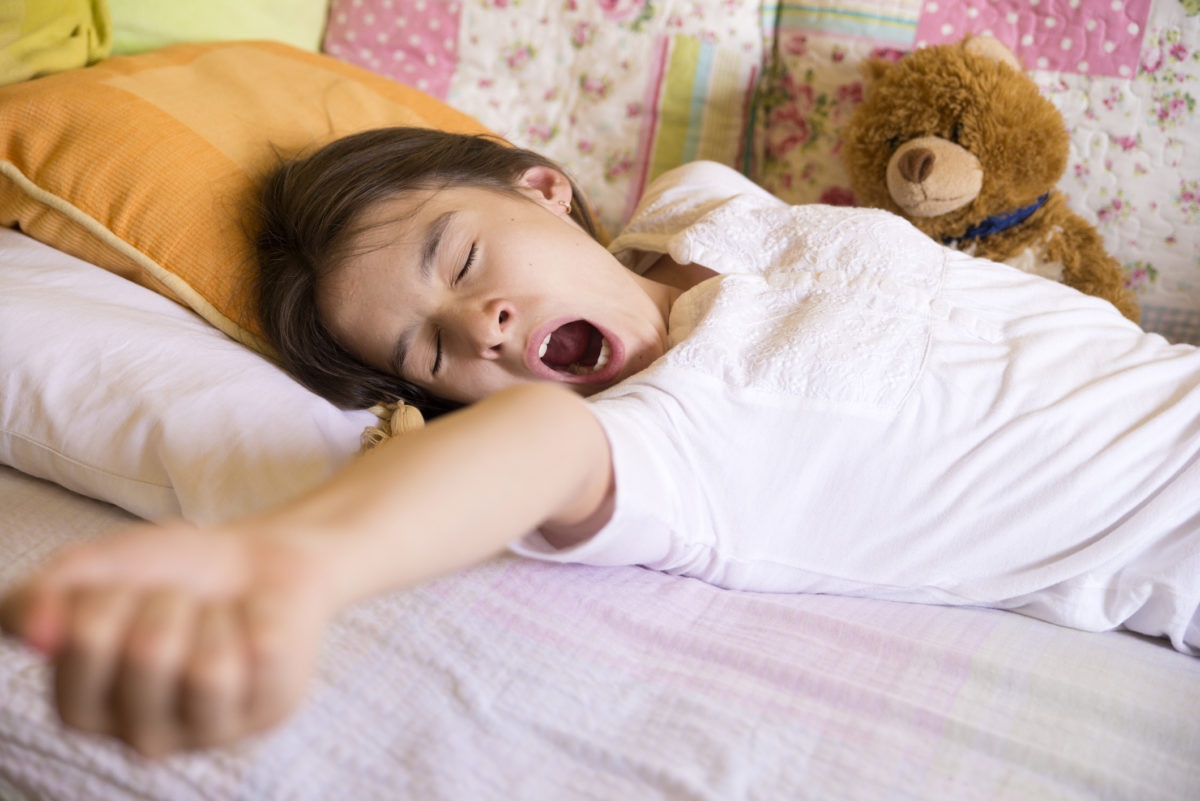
xmin=324 ymin=0 xmax=770 ymax=237
xmin=753 ymin=0 xmax=1200 ymax=345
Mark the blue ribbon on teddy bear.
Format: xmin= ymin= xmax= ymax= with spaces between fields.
xmin=944 ymin=193 xmax=1049 ymax=244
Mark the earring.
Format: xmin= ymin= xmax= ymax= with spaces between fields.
xmin=557 ymin=200 xmax=572 ymax=215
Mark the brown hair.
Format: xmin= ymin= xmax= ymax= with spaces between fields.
xmin=253 ymin=127 xmax=599 ymax=417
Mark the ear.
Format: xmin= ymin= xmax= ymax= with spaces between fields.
xmin=860 ymin=57 xmax=893 ymax=90
xmin=516 ymin=165 xmax=573 ymax=215
xmin=963 ymin=34 xmax=1022 ymax=71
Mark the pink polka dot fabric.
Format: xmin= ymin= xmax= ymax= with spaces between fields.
xmin=323 ymin=0 xmax=461 ymax=99
xmin=914 ymin=0 xmax=1152 ymax=78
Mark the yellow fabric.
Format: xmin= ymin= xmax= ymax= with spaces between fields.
xmin=0 ymin=40 xmax=490 ymax=352
xmin=108 ymin=0 xmax=327 ymax=55
xmin=0 ymin=0 xmax=111 ymax=85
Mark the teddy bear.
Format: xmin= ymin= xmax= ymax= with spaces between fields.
xmin=841 ymin=35 xmax=1140 ymax=323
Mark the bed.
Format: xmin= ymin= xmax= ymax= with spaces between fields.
xmin=2 ymin=1 xmax=1198 ymax=799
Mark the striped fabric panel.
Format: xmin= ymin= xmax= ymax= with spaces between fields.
xmin=769 ymin=0 xmax=922 ymax=44
xmin=627 ymin=35 xmax=760 ymax=220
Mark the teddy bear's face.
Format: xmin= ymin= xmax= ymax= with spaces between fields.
xmin=841 ymin=37 xmax=1070 ymax=242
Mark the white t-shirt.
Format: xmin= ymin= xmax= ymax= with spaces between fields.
xmin=512 ymin=162 xmax=1200 ymax=651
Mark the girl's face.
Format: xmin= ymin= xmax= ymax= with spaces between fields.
xmin=318 ymin=168 xmax=678 ymax=406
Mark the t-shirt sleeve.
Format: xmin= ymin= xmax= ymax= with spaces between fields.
xmin=609 ymin=160 xmax=779 ymax=274
xmin=508 ymin=379 xmax=711 ymax=571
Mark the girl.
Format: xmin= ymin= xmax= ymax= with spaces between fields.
xmin=3 ymin=128 xmax=1198 ymax=758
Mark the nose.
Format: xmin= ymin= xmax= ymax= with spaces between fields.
xmin=456 ymin=298 xmax=515 ymax=359
xmin=897 ymin=147 xmax=935 ymax=183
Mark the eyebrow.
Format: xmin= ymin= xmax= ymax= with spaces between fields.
xmin=388 ymin=210 xmax=458 ymax=376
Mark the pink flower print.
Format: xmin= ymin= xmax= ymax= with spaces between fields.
xmin=544 ymin=87 xmax=560 ymax=102
xmin=765 ymin=105 xmax=811 ymax=159
xmin=1154 ymin=94 xmax=1190 ymax=126
xmin=598 ymin=0 xmax=647 ymax=24
xmin=775 ymin=72 xmax=816 ymax=112
xmin=1097 ymin=197 xmax=1125 ymax=224
xmin=577 ymin=140 xmax=595 ymax=154
xmin=505 ymin=44 xmax=535 ymax=70
xmin=831 ymin=46 xmax=846 ymax=64
xmin=819 ymin=186 xmax=856 ymax=206
xmin=1177 ymin=180 xmax=1200 ymax=222
xmin=769 ymin=103 xmax=811 ymax=135
xmin=1123 ymin=261 xmax=1157 ymax=290
xmin=868 ymin=47 xmax=907 ymax=63
xmin=580 ymin=74 xmax=609 ymax=100
xmin=766 ymin=133 xmax=803 ymax=159
xmin=525 ymin=121 xmax=556 ymax=144
xmin=1169 ymin=43 xmax=1188 ymax=62
xmin=1114 ymin=135 xmax=1138 ymax=151
xmin=784 ymin=34 xmax=808 ymax=57
xmin=836 ymin=82 xmax=863 ymax=107
xmin=605 ymin=153 xmax=634 ymax=181
xmin=791 ymin=82 xmax=816 ymax=114
xmin=571 ymin=21 xmax=595 ymax=48
xmin=1101 ymin=86 xmax=1123 ymax=112
xmin=626 ymin=101 xmax=643 ymax=118
xmin=1141 ymin=45 xmax=1164 ymax=73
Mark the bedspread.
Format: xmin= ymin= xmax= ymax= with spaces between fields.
xmin=1 ymin=465 xmax=1198 ymax=801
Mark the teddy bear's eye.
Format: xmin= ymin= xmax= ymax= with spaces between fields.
xmin=949 ymin=123 xmax=964 ymax=144
xmin=886 ymin=136 xmax=901 ymax=151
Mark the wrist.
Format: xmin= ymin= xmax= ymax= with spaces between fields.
xmin=222 ymin=514 xmax=368 ymax=612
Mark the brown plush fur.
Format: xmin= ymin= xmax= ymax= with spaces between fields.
xmin=841 ymin=35 xmax=1139 ymax=322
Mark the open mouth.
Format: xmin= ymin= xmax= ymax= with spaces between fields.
xmin=538 ymin=320 xmax=612 ymax=376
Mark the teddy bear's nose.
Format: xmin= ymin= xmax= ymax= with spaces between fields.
xmin=898 ymin=148 xmax=935 ymax=183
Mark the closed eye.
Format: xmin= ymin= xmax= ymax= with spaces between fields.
xmin=431 ymin=245 xmax=476 ymax=378
xmin=431 ymin=329 xmax=443 ymax=377
xmin=455 ymin=244 xmax=478 ymax=284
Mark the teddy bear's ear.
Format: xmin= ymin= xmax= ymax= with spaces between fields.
xmin=963 ymin=34 xmax=1023 ymax=71
xmin=859 ymin=57 xmax=893 ymax=87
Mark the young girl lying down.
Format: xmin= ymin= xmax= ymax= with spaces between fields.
xmin=2 ymin=128 xmax=1198 ymax=757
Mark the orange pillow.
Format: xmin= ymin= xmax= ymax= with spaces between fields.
xmin=0 ymin=40 xmax=489 ymax=352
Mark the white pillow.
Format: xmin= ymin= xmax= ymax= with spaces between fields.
xmin=0 ymin=228 xmax=375 ymax=524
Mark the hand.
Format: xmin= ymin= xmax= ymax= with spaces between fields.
xmin=0 ymin=522 xmax=337 ymax=757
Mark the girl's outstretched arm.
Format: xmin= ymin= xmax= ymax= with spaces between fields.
xmin=0 ymin=382 xmax=613 ymax=757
